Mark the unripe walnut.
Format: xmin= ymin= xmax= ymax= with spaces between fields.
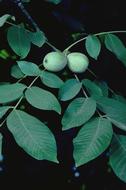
xmin=43 ymin=51 xmax=67 ymax=72
xmin=67 ymin=52 xmax=89 ymax=73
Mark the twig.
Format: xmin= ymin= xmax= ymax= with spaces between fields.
xmin=74 ymin=74 xmax=88 ymax=98
xmin=64 ymin=30 xmax=126 ymax=52
xmin=0 ymin=74 xmax=40 ymax=128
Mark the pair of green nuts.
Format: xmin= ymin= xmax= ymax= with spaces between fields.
xmin=43 ymin=51 xmax=89 ymax=73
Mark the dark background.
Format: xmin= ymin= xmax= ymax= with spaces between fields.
xmin=0 ymin=0 xmax=126 ymax=189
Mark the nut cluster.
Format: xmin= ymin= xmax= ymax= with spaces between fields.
xmin=43 ymin=51 xmax=89 ymax=73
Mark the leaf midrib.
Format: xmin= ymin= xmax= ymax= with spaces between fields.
xmin=78 ymin=118 xmax=101 ymax=164
xmin=15 ymin=110 xmax=43 ymax=149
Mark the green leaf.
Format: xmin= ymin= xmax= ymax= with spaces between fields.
xmin=85 ymin=35 xmax=101 ymax=60
xmin=11 ymin=64 xmax=24 ymax=79
xmin=17 ymin=61 xmax=40 ymax=76
xmin=62 ymin=97 xmax=96 ymax=130
xmin=0 ymin=83 xmax=26 ymax=104
xmin=105 ymin=34 xmax=126 ymax=67
xmin=0 ymin=133 xmax=3 ymax=156
xmin=73 ymin=117 xmax=113 ymax=167
xmin=40 ymin=71 xmax=64 ymax=88
xmin=28 ymin=30 xmax=46 ymax=47
xmin=0 ymin=49 xmax=9 ymax=60
xmin=95 ymin=81 xmax=108 ymax=97
xmin=0 ymin=106 xmax=10 ymax=119
xmin=97 ymin=97 xmax=126 ymax=131
xmin=112 ymin=94 xmax=126 ymax=104
xmin=0 ymin=14 xmax=11 ymax=27
xmin=110 ymin=134 xmax=126 ymax=182
xmin=45 ymin=0 xmax=62 ymax=4
xmin=7 ymin=110 xmax=58 ymax=162
xmin=82 ymin=79 xmax=103 ymax=99
xmin=58 ymin=79 xmax=82 ymax=101
xmin=7 ymin=25 xmax=31 ymax=59
xmin=25 ymin=86 xmax=61 ymax=114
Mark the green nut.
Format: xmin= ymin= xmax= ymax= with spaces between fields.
xmin=43 ymin=51 xmax=67 ymax=72
xmin=67 ymin=52 xmax=89 ymax=73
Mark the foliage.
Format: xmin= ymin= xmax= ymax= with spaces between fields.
xmin=73 ymin=117 xmax=113 ymax=167
xmin=85 ymin=35 xmax=101 ymax=60
xmin=0 ymin=3 xmax=126 ymax=184
xmin=7 ymin=110 xmax=58 ymax=162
